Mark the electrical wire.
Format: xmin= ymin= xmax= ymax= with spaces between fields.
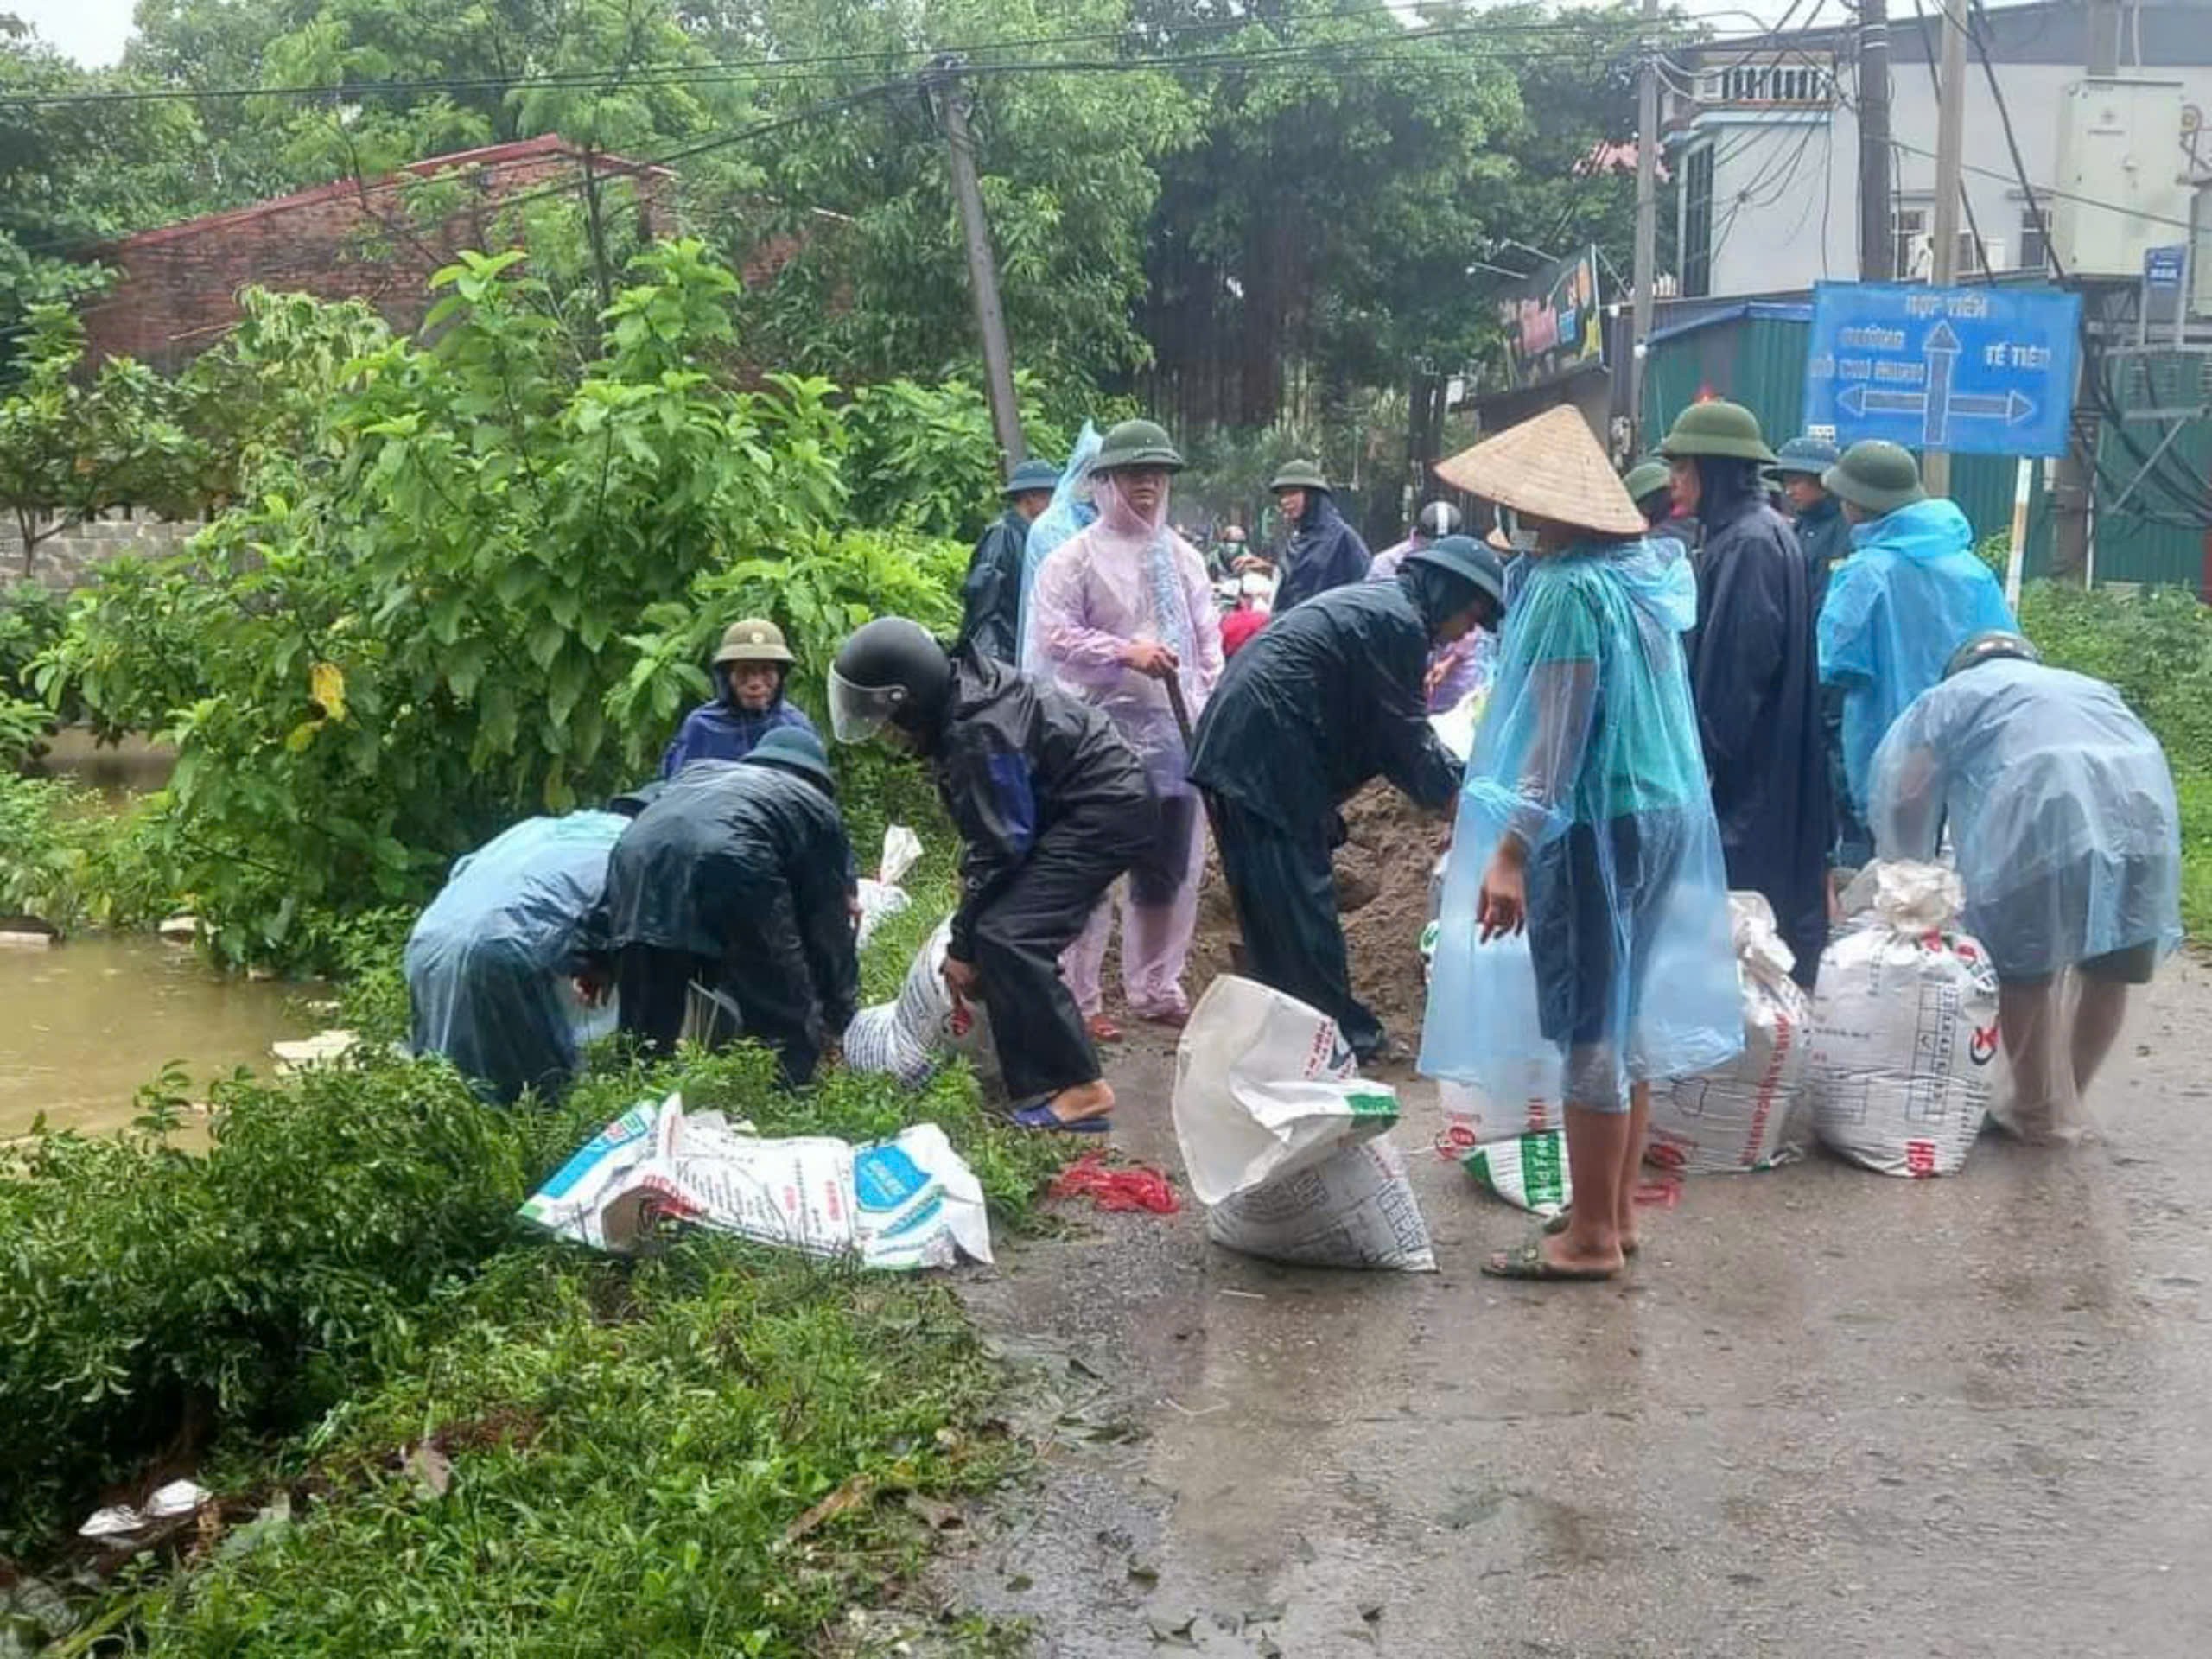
xmin=0 ymin=10 xmax=1678 ymax=110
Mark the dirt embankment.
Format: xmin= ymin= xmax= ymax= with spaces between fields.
xmin=1184 ymin=781 xmax=1447 ymax=1039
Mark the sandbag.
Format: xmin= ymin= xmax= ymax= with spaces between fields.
xmin=1435 ymin=1075 xmax=1569 ymax=1216
xmin=1173 ymin=975 xmax=1434 ymax=1271
xmin=842 ymin=917 xmax=995 ymax=1086
xmin=1649 ymin=893 xmax=1813 ymax=1174
xmin=1205 ymin=1139 xmax=1436 ymax=1271
xmin=1172 ymin=974 xmax=1398 ymax=1206
xmin=520 ymin=1093 xmax=994 ymax=1268
xmin=1808 ymin=861 xmax=2002 ymax=1178
xmin=1458 ymin=1129 xmax=1573 ymax=1217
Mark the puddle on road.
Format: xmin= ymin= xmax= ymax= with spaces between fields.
xmin=0 ymin=935 xmax=311 ymax=1139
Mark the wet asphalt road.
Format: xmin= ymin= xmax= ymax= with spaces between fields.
xmin=946 ymin=957 xmax=2212 ymax=1657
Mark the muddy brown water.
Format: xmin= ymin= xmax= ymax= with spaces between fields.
xmin=0 ymin=935 xmax=312 ymax=1139
xmin=10 ymin=733 xmax=309 ymax=1140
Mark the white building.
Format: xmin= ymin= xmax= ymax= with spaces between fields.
xmin=1667 ymin=0 xmax=2212 ymax=299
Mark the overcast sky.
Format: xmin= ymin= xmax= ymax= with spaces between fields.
xmin=5 ymin=0 xmax=1930 ymax=71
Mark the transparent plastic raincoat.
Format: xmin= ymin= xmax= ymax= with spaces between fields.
xmin=404 ymin=811 xmax=627 ymax=1103
xmin=1869 ymin=658 xmax=2182 ymax=981
xmin=1422 ymin=537 xmax=1743 ymax=1109
xmin=1027 ymin=472 xmax=1223 ymax=1018
xmin=1017 ymin=421 xmax=1101 ymax=665
xmin=1817 ymin=499 xmax=2015 ymax=814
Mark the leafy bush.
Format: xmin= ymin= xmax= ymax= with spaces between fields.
xmin=0 ymin=1008 xmax=1058 ymax=1558
xmin=2021 ymin=582 xmax=2212 ymax=934
xmin=36 ymin=242 xmax=1001 ymax=970
xmin=0 ymin=771 xmax=175 ymax=932
xmin=843 ymin=377 xmax=1070 ymax=543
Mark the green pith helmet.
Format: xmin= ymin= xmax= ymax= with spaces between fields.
xmin=1945 ymin=629 xmax=2043 ymax=680
xmin=1657 ymin=400 xmax=1777 ymax=465
xmin=1003 ymin=457 xmax=1060 ymax=496
xmin=714 ymin=617 xmax=794 ymax=667
xmin=1621 ymin=459 xmax=1671 ymax=503
xmin=742 ymin=726 xmax=836 ymax=791
xmin=1091 ymin=419 xmax=1184 ymax=474
xmin=1269 ymin=459 xmax=1331 ymax=493
xmin=1768 ymin=434 xmax=1842 ymax=478
xmin=1821 ymin=440 xmax=1929 ymax=514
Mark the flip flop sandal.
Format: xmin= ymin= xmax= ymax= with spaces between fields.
xmin=1480 ymin=1238 xmax=1620 ymax=1282
xmin=1542 ymin=1209 xmax=1640 ymax=1256
xmin=1004 ymin=1102 xmax=1112 ymax=1134
xmin=1084 ymin=1015 xmax=1125 ymax=1043
xmin=1135 ymin=1007 xmax=1189 ymax=1029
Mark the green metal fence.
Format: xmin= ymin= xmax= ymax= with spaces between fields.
xmin=1639 ymin=304 xmax=2209 ymax=591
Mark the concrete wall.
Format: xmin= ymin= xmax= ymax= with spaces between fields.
xmin=1677 ymin=60 xmax=2212 ymax=298
xmin=12 ymin=512 xmax=204 ymax=592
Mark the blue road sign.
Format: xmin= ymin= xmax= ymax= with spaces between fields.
xmin=2144 ymin=245 xmax=2186 ymax=290
xmin=1805 ymin=282 xmax=2082 ymax=458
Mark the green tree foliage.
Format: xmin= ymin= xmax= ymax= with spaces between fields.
xmin=710 ymin=0 xmax=1198 ymax=391
xmin=0 ymin=14 xmax=208 ymax=342
xmin=0 ymin=305 xmax=196 ymax=576
xmin=38 ymin=241 xmax=977 ymax=965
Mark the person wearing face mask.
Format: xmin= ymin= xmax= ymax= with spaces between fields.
xmin=1423 ymin=407 xmax=1741 ymax=1282
xmin=1188 ymin=532 xmax=1503 ymax=1065
xmin=1027 ymin=420 xmax=1224 ymax=1033
xmin=1268 ymin=459 xmax=1372 ymax=609
xmin=827 ymin=617 xmax=1155 ymax=1132
xmin=658 ymin=619 xmax=818 ymax=779
xmin=1659 ymin=400 xmax=1830 ymax=989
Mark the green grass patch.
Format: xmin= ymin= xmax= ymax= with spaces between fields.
xmin=1 ymin=892 xmax=1063 ymax=1655
xmin=2021 ymin=582 xmax=2212 ymax=937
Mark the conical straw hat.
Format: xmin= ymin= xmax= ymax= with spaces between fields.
xmin=1433 ymin=405 xmax=1645 ymax=538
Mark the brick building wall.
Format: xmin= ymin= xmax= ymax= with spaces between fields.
xmin=80 ymin=137 xmax=678 ymax=372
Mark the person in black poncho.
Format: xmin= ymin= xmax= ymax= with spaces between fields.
xmin=586 ymin=728 xmax=858 ymax=1085
xmin=1188 ymin=534 xmax=1505 ymax=1063
xmin=828 ymin=618 xmax=1155 ymax=1132
xmin=1660 ymin=401 xmax=1831 ymax=988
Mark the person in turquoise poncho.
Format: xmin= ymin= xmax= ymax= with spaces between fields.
xmin=1425 ymin=408 xmax=1742 ymax=1282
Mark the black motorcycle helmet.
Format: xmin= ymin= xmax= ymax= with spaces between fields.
xmin=1944 ymin=629 xmax=2042 ymax=681
xmin=828 ymin=617 xmax=954 ymax=747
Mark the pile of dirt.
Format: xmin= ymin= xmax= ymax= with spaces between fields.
xmin=1185 ymin=781 xmax=1448 ymax=1042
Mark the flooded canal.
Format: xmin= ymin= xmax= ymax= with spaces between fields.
xmin=0 ymin=935 xmax=311 ymax=1139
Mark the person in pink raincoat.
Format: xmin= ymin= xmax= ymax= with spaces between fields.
xmin=1027 ymin=419 xmax=1224 ymax=1033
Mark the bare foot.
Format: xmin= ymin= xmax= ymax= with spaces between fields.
xmin=1047 ymin=1079 xmax=1116 ymax=1126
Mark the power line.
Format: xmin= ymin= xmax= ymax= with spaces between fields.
xmin=0 ymin=11 xmax=1676 ymax=110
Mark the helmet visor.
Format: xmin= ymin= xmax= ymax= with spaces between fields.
xmin=828 ymin=667 xmax=907 ymax=745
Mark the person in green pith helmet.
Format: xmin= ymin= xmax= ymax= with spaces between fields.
xmin=1816 ymin=438 xmax=2016 ymax=853
xmin=1766 ymin=435 xmax=1847 ymax=607
xmin=1660 ymin=400 xmax=1829 ymax=988
xmin=958 ymin=456 xmax=1061 ymax=665
xmin=1268 ymin=458 xmax=1372 ymax=609
xmin=1622 ymin=456 xmax=1696 ymax=553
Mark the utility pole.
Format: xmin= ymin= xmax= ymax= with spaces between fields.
xmin=1630 ymin=0 xmax=1660 ymax=447
xmin=928 ymin=57 xmax=1026 ymax=469
xmin=1857 ymin=0 xmax=1893 ymax=280
xmin=1923 ymin=0 xmax=1969 ymax=495
xmin=2051 ymin=0 xmax=2122 ymax=580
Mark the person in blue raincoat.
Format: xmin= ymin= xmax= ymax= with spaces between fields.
xmin=1424 ymin=406 xmax=1741 ymax=1282
xmin=1870 ymin=631 xmax=2181 ymax=1143
xmin=405 ymin=806 xmax=640 ymax=1103
xmin=1661 ymin=402 xmax=1830 ymax=988
xmin=659 ymin=618 xmax=819 ymax=778
xmin=957 ymin=457 xmax=1060 ymax=664
xmin=1267 ymin=459 xmax=1371 ymax=609
xmin=1817 ymin=440 xmax=2015 ymax=840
